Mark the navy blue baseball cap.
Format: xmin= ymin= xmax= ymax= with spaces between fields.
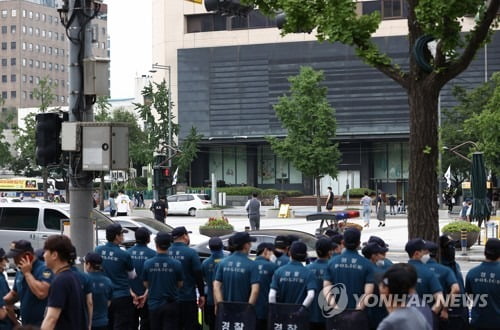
xmin=171 ymin=226 xmax=192 ymax=239
xmin=208 ymin=237 xmax=223 ymax=251
xmin=135 ymin=227 xmax=152 ymax=243
xmin=155 ymin=232 xmax=172 ymax=249
xmin=405 ymin=238 xmax=427 ymax=256
xmin=6 ymin=240 xmax=34 ymax=258
xmin=231 ymin=232 xmax=256 ymax=247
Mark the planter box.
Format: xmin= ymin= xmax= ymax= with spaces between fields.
xmin=444 ymin=231 xmax=480 ymax=248
xmin=196 ymin=209 xmax=224 ymax=218
xmin=199 ymin=227 xmax=234 ymax=237
xmin=266 ymin=209 xmax=280 ymax=218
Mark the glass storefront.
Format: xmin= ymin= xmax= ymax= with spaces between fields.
xmin=208 ymin=146 xmax=248 ymax=185
xmin=257 ymin=146 xmax=302 ymax=185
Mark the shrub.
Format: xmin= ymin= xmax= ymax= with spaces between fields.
xmin=217 ymin=187 xmax=261 ymax=196
xmin=442 ymin=221 xmax=480 ymax=233
xmin=342 ymin=188 xmax=376 ymax=197
xmin=199 ymin=217 xmax=234 ymax=230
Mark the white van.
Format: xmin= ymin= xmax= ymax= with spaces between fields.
xmin=0 ymin=203 xmax=114 ymax=253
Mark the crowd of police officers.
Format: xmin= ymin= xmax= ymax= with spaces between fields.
xmin=0 ymin=222 xmax=498 ymax=330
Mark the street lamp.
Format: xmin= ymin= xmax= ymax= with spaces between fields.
xmin=150 ymin=63 xmax=172 ymax=170
xmin=443 ymin=141 xmax=478 ymax=163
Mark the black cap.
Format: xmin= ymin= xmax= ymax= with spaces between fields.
xmin=106 ymin=223 xmax=128 ymax=238
xmin=0 ymin=248 xmax=5 ymax=259
xmin=405 ymin=238 xmax=427 ymax=256
xmin=155 ymin=232 xmax=172 ymax=249
xmin=485 ymin=238 xmax=500 ymax=255
xmin=361 ymin=242 xmax=386 ymax=258
xmin=324 ymin=229 xmax=339 ymax=237
xmin=290 ymin=241 xmax=307 ymax=260
xmin=439 ymin=235 xmax=458 ymax=248
xmin=135 ymin=227 xmax=151 ymax=244
xmin=368 ymin=236 xmax=389 ymax=248
xmin=274 ymin=235 xmax=290 ymax=249
xmin=256 ymin=242 xmax=275 ymax=255
xmin=343 ymin=228 xmax=361 ymax=246
xmin=208 ymin=237 xmax=223 ymax=251
xmin=330 ymin=234 xmax=343 ymax=245
xmin=316 ymin=238 xmax=334 ymax=255
xmin=171 ymin=226 xmax=192 ymax=239
xmin=231 ymin=232 xmax=256 ymax=248
xmin=6 ymin=240 xmax=34 ymax=258
xmin=85 ymin=252 xmax=103 ymax=266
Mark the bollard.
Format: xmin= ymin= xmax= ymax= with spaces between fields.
xmin=460 ymin=229 xmax=467 ymax=256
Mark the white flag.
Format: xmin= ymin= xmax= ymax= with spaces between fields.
xmin=444 ymin=165 xmax=451 ymax=188
xmin=172 ymin=167 xmax=178 ymax=186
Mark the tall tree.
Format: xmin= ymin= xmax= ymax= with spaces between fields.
xmin=268 ymin=66 xmax=341 ymax=211
xmin=94 ymin=96 xmax=112 ymax=122
xmin=175 ymin=126 xmax=203 ymax=185
xmin=246 ymin=0 xmax=500 ymax=241
xmin=10 ymin=113 xmax=39 ymax=176
xmin=33 ymin=77 xmax=55 ymax=113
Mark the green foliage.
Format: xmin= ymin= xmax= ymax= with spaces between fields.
xmin=267 ymin=66 xmax=341 ymax=180
xmin=10 ymin=113 xmax=39 ymax=176
xmin=195 ymin=186 xmax=303 ymax=197
xmin=199 ymin=216 xmax=234 ymax=230
xmin=94 ymin=96 xmax=112 ymax=121
xmin=175 ymin=126 xmax=203 ymax=183
xmin=441 ymin=221 xmax=480 ymax=233
xmin=32 ymin=77 xmax=55 ymax=112
xmin=217 ymin=186 xmax=260 ymax=196
xmin=342 ymin=188 xmax=376 ymax=197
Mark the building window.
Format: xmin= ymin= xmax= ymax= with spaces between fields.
xmin=1 ymin=59 xmax=6 ymax=67
xmin=29 ymin=92 xmax=33 ymax=99
xmin=48 ymin=31 xmax=52 ymax=39
xmin=42 ymin=61 xmax=46 ymax=69
xmin=48 ymin=62 xmax=52 ymax=70
xmin=42 ymin=14 xmax=45 ymax=22
xmin=29 ymin=59 xmax=33 ymax=67
xmin=23 ymin=91 xmax=27 ymax=99
xmin=1 ymin=75 xmax=6 ymax=83
xmin=35 ymin=12 xmax=39 ymax=20
xmin=47 ymin=47 xmax=52 ymax=55
xmin=10 ymin=91 xmax=16 ymax=99
xmin=10 ymin=42 xmax=16 ymax=50
xmin=22 ymin=75 xmax=26 ymax=82
xmin=35 ymin=76 xmax=40 ymax=84
xmin=61 ymin=96 xmax=65 ymax=103
xmin=28 ymin=43 xmax=32 ymax=51
xmin=48 ymin=15 xmax=52 ymax=24
xmin=1 ymin=10 xmax=7 ymax=18
xmin=1 ymin=42 xmax=6 ymax=50
xmin=22 ymin=10 xmax=26 ymax=18
xmin=35 ymin=60 xmax=39 ymax=68
xmin=186 ymin=14 xmax=227 ymax=33
xmin=382 ymin=0 xmax=404 ymax=19
xmin=35 ymin=44 xmax=39 ymax=52
xmin=54 ymin=32 xmax=58 ymax=40
xmin=54 ymin=63 xmax=58 ymax=71
xmin=10 ymin=74 xmax=15 ymax=82
xmin=35 ymin=28 xmax=39 ymax=36
xmin=42 ymin=45 xmax=46 ymax=53
xmin=54 ymin=48 xmax=58 ymax=55
xmin=22 ymin=42 xmax=26 ymax=50
xmin=22 ymin=58 xmax=26 ymax=66
xmin=1 ymin=92 xmax=7 ymax=99
xmin=11 ymin=25 xmax=16 ymax=34
xmin=28 ymin=27 xmax=32 ymax=35
xmin=29 ymin=11 xmax=33 ymax=19
xmin=22 ymin=25 xmax=26 ymax=34
xmin=11 ymin=9 xmax=16 ymax=17
xmin=60 ymin=49 xmax=64 ymax=56
xmin=10 ymin=58 xmax=15 ymax=66
xmin=41 ymin=29 xmax=45 ymax=37
xmin=1 ymin=26 xmax=6 ymax=34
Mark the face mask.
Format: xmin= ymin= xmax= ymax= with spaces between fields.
xmin=376 ymin=260 xmax=385 ymax=267
xmin=420 ymin=254 xmax=430 ymax=264
xmin=269 ymin=254 xmax=277 ymax=263
xmin=341 ymin=248 xmax=346 ymax=253
xmin=274 ymin=250 xmax=283 ymax=258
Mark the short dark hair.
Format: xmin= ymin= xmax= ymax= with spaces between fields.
xmin=364 ymin=191 xmax=369 ymax=196
xmin=252 ymin=192 xmax=258 ymax=198
xmin=381 ymin=263 xmax=417 ymax=295
xmin=43 ymin=235 xmax=74 ymax=262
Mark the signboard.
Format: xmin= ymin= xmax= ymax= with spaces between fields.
xmin=0 ymin=179 xmax=38 ymax=190
xmin=268 ymin=303 xmax=309 ymax=330
xmin=215 ymin=302 xmax=256 ymax=330
xmin=461 ymin=181 xmax=492 ymax=189
xmin=278 ymin=204 xmax=290 ymax=218
xmin=185 ymin=0 xmax=202 ymax=3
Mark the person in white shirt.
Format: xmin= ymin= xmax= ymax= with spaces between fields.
xmin=360 ymin=191 xmax=372 ymax=228
xmin=115 ymin=190 xmax=132 ymax=216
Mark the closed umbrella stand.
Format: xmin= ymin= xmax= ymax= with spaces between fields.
xmin=471 ymin=152 xmax=490 ymax=244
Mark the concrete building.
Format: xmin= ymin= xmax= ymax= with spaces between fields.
xmin=0 ymin=0 xmax=108 ymax=125
xmin=152 ymin=1 xmax=498 ymax=196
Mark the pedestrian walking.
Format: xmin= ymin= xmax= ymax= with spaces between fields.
xmin=214 ymin=232 xmax=260 ymax=306
xmin=151 ymin=196 xmax=169 ymax=223
xmin=307 ymin=238 xmax=335 ymax=330
xmin=245 ymin=192 xmax=261 ymax=230
xmin=128 ymin=227 xmax=156 ymax=330
xmin=168 ymin=226 xmax=205 ymax=330
xmin=388 ymin=194 xmax=397 ymax=215
xmin=377 ymin=193 xmax=386 ymax=227
xmin=254 ymin=242 xmax=278 ymax=329
xmin=360 ymin=191 xmax=372 ymax=228
xmin=115 ymin=190 xmax=132 ymax=216
xmin=84 ymin=252 xmax=113 ymax=330
xmin=40 ymin=235 xmax=87 ymax=330
xmin=325 ymin=187 xmax=334 ymax=211
xmin=143 ymin=232 xmax=184 ymax=330
xmin=465 ymin=238 xmax=500 ymax=330
xmin=377 ymin=264 xmax=432 ymax=330
xmin=323 ymin=228 xmax=375 ymax=310
xmin=4 ymin=240 xmax=53 ymax=327
xmin=109 ymin=192 xmax=117 ymax=217
xmin=201 ymin=237 xmax=225 ymax=330
xmin=95 ymin=224 xmax=136 ymax=330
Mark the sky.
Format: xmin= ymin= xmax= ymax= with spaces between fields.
xmin=105 ymin=0 xmax=152 ymax=100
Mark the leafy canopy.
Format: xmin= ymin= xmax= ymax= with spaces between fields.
xmin=268 ymin=66 xmax=340 ymax=179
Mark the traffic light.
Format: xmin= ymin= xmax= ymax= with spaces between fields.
xmin=153 ymin=166 xmax=173 ymax=189
xmin=35 ymin=113 xmax=62 ymax=166
xmin=204 ymin=0 xmax=253 ymax=16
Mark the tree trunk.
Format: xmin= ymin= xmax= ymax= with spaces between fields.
xmin=407 ymin=83 xmax=439 ymax=242
xmin=315 ymin=176 xmax=321 ymax=212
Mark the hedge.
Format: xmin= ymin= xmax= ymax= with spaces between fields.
xmin=188 ymin=186 xmax=303 ymax=197
xmin=442 ymin=221 xmax=480 ymax=233
xmin=341 ymin=188 xmax=376 ymax=197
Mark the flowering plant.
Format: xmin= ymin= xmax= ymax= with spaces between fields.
xmin=199 ymin=216 xmax=234 ymax=230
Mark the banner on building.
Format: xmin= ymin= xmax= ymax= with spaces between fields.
xmin=0 ymin=179 xmax=38 ymax=190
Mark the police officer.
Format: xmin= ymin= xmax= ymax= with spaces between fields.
xmin=329 ymin=233 xmax=344 ymax=256
xmin=143 ymin=232 xmax=184 ymax=330
xmin=465 ymin=238 xmax=500 ymax=330
xmin=84 ymin=252 xmax=113 ymax=330
xmin=214 ymin=232 xmax=260 ymax=307
xmin=201 ymin=237 xmax=225 ymax=330
xmin=269 ymin=241 xmax=316 ymax=317
xmin=366 ymin=236 xmax=393 ymax=270
xmin=128 ymin=227 xmax=156 ymax=330
xmin=69 ymin=245 xmax=93 ymax=329
xmin=95 ymin=224 xmax=136 ymax=330
xmin=168 ymin=226 xmax=205 ymax=330
xmin=254 ymin=242 xmax=278 ymax=329
xmin=307 ymin=238 xmax=335 ymax=330
xmin=274 ymin=235 xmax=291 ymax=267
xmin=151 ymin=196 xmax=169 ymax=223
xmin=405 ymin=238 xmax=444 ymax=316
xmin=324 ymin=229 xmax=375 ymax=310
xmin=4 ymin=240 xmax=52 ymax=327
xmin=0 ymin=248 xmax=13 ymax=327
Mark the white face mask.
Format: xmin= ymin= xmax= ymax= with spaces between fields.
xmin=376 ymin=260 xmax=385 ymax=267
xmin=420 ymin=254 xmax=430 ymax=264
xmin=269 ymin=254 xmax=277 ymax=263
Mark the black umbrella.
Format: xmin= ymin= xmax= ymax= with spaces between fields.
xmin=471 ymin=152 xmax=490 ymax=226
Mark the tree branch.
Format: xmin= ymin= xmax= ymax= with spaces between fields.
xmin=442 ymin=0 xmax=500 ymax=81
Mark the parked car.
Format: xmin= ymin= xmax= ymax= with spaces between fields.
xmin=0 ymin=197 xmax=47 ymax=203
xmin=166 ymin=193 xmax=212 ymax=216
xmin=192 ymin=229 xmax=318 ymax=262
xmin=114 ymin=216 xmax=210 ymax=248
